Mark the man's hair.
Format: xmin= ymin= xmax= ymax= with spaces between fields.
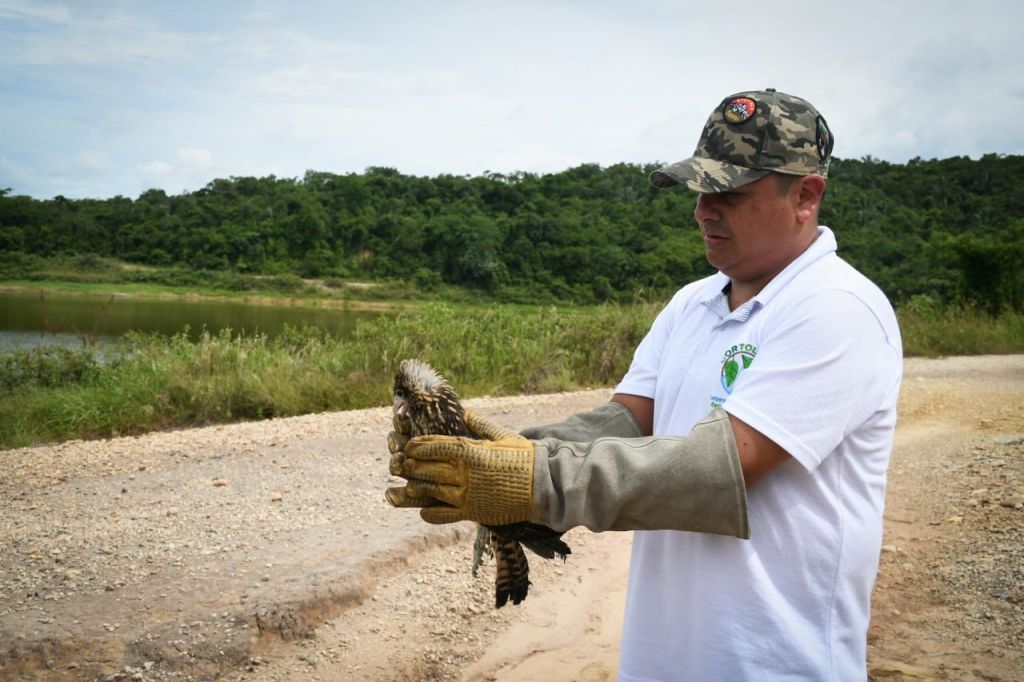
xmin=772 ymin=172 xmax=827 ymax=203
xmin=772 ymin=173 xmax=802 ymax=195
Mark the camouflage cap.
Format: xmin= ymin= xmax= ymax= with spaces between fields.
xmin=650 ymin=88 xmax=834 ymax=193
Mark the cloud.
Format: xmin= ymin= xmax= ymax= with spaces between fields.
xmin=0 ymin=152 xmax=34 ymax=194
xmin=904 ymin=33 xmax=993 ymax=88
xmin=2 ymin=2 xmax=1024 ymax=199
xmin=177 ymin=148 xmax=213 ymax=168
xmin=0 ymin=0 xmax=71 ymax=24
xmin=140 ymin=160 xmax=171 ymax=175
xmin=846 ymin=28 xmax=1024 ymax=160
xmin=243 ymin=63 xmax=367 ymax=100
xmin=69 ymin=150 xmax=114 ymax=172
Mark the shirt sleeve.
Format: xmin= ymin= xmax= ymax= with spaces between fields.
xmin=614 ymin=294 xmax=679 ymax=399
xmin=722 ymin=289 xmax=902 ymax=472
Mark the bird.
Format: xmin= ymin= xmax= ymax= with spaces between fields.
xmin=392 ymin=358 xmax=571 ymax=608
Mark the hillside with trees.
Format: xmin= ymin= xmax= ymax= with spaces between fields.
xmin=1 ymin=155 xmax=1021 ymax=310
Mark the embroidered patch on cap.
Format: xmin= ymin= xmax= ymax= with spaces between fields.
xmin=816 ymin=116 xmax=834 ymax=161
xmin=722 ymin=97 xmax=757 ymax=124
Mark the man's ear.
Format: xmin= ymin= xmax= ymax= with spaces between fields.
xmin=794 ymin=174 xmax=827 ymax=223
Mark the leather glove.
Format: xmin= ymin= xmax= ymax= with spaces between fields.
xmin=518 ymin=401 xmax=642 ymax=441
xmin=533 ymin=408 xmax=749 ymax=537
xmin=387 ymin=407 xmax=749 ymax=539
xmin=388 ymin=433 xmax=535 ymax=525
xmin=386 ymin=409 xmax=530 ymax=521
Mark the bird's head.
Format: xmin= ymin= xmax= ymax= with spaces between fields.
xmin=393 ymin=358 xmax=453 ymax=418
xmin=393 ymin=359 xmax=471 ymax=438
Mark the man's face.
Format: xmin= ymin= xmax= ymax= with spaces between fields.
xmin=693 ymin=174 xmax=815 ymax=292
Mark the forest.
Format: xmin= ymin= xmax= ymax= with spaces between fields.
xmin=1 ymin=154 xmax=1022 ymax=312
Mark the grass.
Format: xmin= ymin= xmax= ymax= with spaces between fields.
xmin=1 ymin=251 xmax=681 ymax=307
xmin=0 ymin=275 xmax=420 ymax=310
xmin=0 ymin=303 xmax=656 ymax=449
xmin=897 ymin=302 xmax=1024 ymax=357
xmin=1 ymin=288 xmax=1022 ymax=450
xmin=0 ymin=254 xmax=576 ymax=307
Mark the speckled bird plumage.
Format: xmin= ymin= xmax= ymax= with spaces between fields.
xmin=393 ymin=358 xmax=570 ymax=608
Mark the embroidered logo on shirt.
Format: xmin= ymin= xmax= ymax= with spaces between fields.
xmin=720 ymin=343 xmax=758 ymax=395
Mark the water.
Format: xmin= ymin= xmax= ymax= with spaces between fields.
xmin=0 ymin=289 xmax=385 ymax=351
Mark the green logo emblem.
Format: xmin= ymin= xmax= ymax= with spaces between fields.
xmin=720 ymin=343 xmax=757 ymax=394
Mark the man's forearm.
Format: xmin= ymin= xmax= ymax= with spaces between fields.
xmin=531 ymin=408 xmax=749 ymax=538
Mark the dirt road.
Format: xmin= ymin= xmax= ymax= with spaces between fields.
xmin=1 ymin=356 xmax=1022 ymax=681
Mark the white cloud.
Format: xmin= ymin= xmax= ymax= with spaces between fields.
xmin=69 ymin=150 xmax=114 ymax=172
xmin=0 ymin=152 xmax=34 ymax=194
xmin=243 ymin=63 xmax=367 ymax=100
xmin=1 ymin=1 xmax=1023 ymax=199
xmin=0 ymin=0 xmax=71 ymax=24
xmin=177 ymin=148 xmax=213 ymax=168
xmin=5 ymin=27 xmax=181 ymax=68
xmin=140 ymin=160 xmax=171 ymax=175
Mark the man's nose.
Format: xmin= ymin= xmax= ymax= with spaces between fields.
xmin=693 ymin=193 xmax=721 ymax=223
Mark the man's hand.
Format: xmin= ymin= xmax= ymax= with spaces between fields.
xmin=387 ymin=409 xmax=522 ymax=476
xmin=385 ymin=412 xmax=439 ymax=510
xmin=387 ymin=407 xmax=750 ymax=538
xmin=386 ymin=411 xmax=535 ymax=525
xmin=387 ymin=412 xmax=412 ymax=476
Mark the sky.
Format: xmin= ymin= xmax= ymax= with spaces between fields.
xmin=1 ymin=0 xmax=1021 ymax=200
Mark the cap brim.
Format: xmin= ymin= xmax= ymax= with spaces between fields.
xmin=650 ymin=156 xmax=770 ymax=193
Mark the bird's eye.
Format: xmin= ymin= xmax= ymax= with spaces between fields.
xmin=395 ymin=388 xmax=405 ymax=398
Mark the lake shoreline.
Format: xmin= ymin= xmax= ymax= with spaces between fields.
xmin=0 ymin=284 xmax=397 ymax=354
xmin=0 ymin=282 xmax=412 ymax=312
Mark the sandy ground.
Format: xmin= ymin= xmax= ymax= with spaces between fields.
xmin=1 ymin=356 xmax=1022 ymax=681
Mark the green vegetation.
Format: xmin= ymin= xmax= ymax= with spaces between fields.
xmin=2 ymin=155 xmax=1022 ymax=448
xmin=0 ymin=304 xmax=654 ymax=449
xmin=3 ymin=154 xmax=1022 ymax=311
xmin=0 ymin=252 xmax=480 ymax=304
xmin=898 ymin=296 xmax=1024 ymax=357
xmin=1 ymin=301 xmax=1021 ymax=449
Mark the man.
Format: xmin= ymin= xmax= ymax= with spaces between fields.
xmin=387 ymin=89 xmax=903 ymax=680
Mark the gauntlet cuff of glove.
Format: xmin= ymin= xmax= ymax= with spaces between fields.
xmin=519 ymin=401 xmax=642 ymax=441
xmin=530 ymin=408 xmax=749 ymax=538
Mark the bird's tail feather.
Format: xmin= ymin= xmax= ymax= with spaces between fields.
xmin=521 ymin=536 xmax=571 ymax=561
xmin=493 ymin=534 xmax=530 ymax=608
xmin=492 ymin=522 xmax=571 ymax=561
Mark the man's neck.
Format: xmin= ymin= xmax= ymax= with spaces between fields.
xmin=727 ymin=226 xmax=821 ymax=311
xmin=727 ymin=281 xmax=760 ymax=311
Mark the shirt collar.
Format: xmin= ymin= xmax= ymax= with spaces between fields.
xmin=752 ymin=225 xmax=836 ymax=308
xmin=699 ymin=226 xmax=837 ymax=321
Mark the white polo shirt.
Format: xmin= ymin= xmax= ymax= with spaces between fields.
xmin=615 ymin=227 xmax=903 ymax=681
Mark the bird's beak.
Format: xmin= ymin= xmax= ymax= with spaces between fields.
xmin=393 ymin=395 xmax=407 ymax=417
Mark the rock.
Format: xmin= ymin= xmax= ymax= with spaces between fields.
xmin=999 ymin=496 xmax=1024 ymax=509
xmin=869 ymin=660 xmax=939 ymax=679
